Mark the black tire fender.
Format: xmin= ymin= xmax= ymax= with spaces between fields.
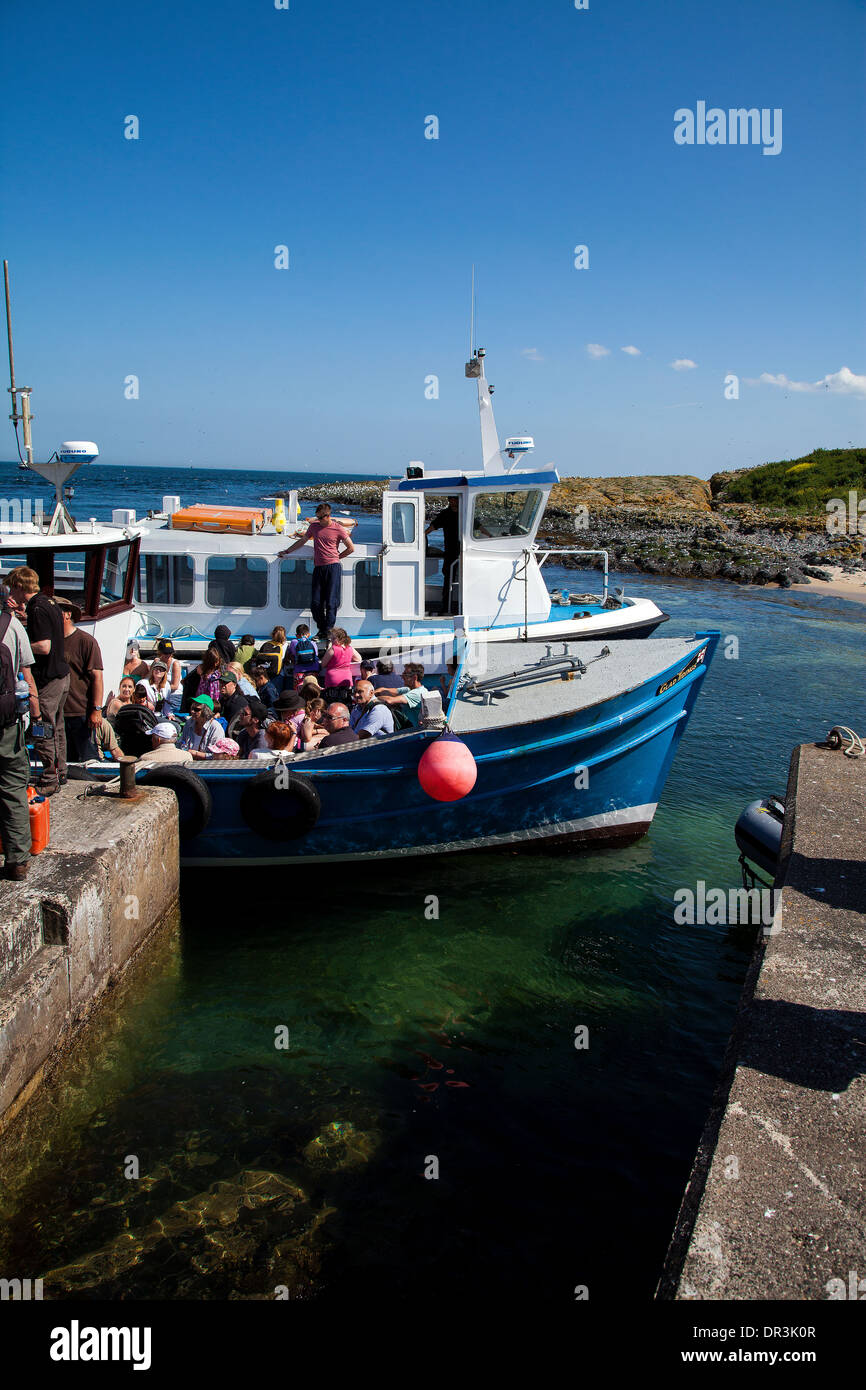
xmin=114 ymin=704 xmax=158 ymax=758
xmin=239 ymin=768 xmax=321 ymax=841
xmin=138 ymin=765 xmax=213 ymax=841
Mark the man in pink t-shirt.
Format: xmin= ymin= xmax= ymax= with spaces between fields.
xmin=277 ymin=503 xmax=355 ymax=640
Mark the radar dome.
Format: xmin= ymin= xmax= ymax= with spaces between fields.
xmin=58 ymin=441 xmax=99 ymax=464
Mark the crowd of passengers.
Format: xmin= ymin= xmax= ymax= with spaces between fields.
xmin=104 ymin=623 xmax=446 ymax=765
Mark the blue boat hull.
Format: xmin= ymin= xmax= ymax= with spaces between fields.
xmin=171 ymin=633 xmax=719 ymax=865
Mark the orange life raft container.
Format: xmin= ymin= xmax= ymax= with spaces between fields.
xmin=168 ymin=504 xmax=272 ymax=535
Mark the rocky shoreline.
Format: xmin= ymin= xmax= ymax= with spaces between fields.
xmin=293 ymin=475 xmax=865 ymax=588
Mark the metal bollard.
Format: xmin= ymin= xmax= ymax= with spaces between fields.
xmin=118 ymin=756 xmax=139 ymax=799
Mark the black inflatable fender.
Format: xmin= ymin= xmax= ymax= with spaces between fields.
xmin=137 ymin=764 xmax=213 ymax=840
xmin=239 ymin=767 xmax=321 ymax=841
xmin=113 ymin=704 xmax=159 ymax=757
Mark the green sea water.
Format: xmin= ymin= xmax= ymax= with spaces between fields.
xmin=0 ymin=477 xmax=863 ymax=1302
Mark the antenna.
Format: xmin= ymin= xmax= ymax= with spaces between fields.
xmin=469 ymin=264 xmax=475 ymax=359
xmin=4 ymin=260 xmax=18 ymax=429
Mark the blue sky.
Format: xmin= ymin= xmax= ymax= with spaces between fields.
xmin=2 ymin=0 xmax=864 ymax=477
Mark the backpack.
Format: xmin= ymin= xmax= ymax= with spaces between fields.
xmin=382 ymin=699 xmax=412 ymax=731
xmin=0 ymin=611 xmax=18 ymax=727
xmin=258 ymin=641 xmax=282 ymax=676
xmin=293 ymin=636 xmax=317 ymax=667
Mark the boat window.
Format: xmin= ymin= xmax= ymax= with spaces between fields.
xmin=137 ymin=553 xmax=195 ymax=606
xmin=205 ymin=555 xmax=268 ymax=608
xmin=100 ymin=543 xmax=133 ymax=608
xmin=53 ymin=550 xmax=97 ymax=607
xmin=472 ymin=489 xmax=543 ymax=540
xmin=0 ymin=552 xmax=28 ymax=579
xmin=354 ymin=558 xmax=382 ymax=610
xmin=391 ymin=500 xmax=416 ymax=545
xmin=279 ymin=558 xmax=314 ymax=609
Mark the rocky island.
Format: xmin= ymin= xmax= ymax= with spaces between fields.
xmin=293 ymin=448 xmax=865 ymax=589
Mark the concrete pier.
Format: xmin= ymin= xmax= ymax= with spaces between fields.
xmin=659 ymin=741 xmax=866 ymax=1300
xmin=0 ymin=783 xmax=179 ymax=1130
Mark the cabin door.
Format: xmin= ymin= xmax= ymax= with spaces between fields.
xmin=381 ymin=492 xmax=424 ymax=620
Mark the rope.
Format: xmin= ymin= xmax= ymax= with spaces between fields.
xmin=78 ymin=779 xmax=117 ymax=800
xmin=825 ymin=726 xmax=865 ymax=759
xmin=738 ymin=851 xmax=775 ymax=892
xmin=133 ymin=610 xmax=164 ymax=638
xmin=12 ymin=420 xmax=26 ymax=466
xmin=169 ymin=624 xmax=212 ymax=640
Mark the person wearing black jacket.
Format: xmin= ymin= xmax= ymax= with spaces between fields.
xmin=211 ymin=625 xmax=236 ymax=664
xmin=179 ymin=663 xmax=201 ymax=714
xmin=424 ymin=495 xmax=461 ymax=614
xmin=218 ymin=670 xmax=249 ymax=725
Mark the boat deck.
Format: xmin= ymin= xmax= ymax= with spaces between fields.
xmin=450 ymin=635 xmax=708 ymax=733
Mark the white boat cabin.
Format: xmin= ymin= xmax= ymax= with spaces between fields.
xmin=129 ymin=347 xmax=666 ymax=655
xmin=382 ymin=469 xmax=556 ymax=624
xmin=0 ymin=517 xmax=142 ymax=690
xmin=131 ymin=470 xmax=558 ymax=647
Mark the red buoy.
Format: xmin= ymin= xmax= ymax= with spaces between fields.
xmin=417 ymin=732 xmax=477 ymax=802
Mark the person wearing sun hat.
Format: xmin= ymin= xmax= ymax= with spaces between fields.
xmin=210 ymin=735 xmax=240 ymax=760
xmin=139 ymin=720 xmax=194 ymax=766
xmin=177 ymin=693 xmax=221 ymax=759
xmin=273 ymin=689 xmax=307 ymax=748
xmin=297 ymin=672 xmax=324 ymax=702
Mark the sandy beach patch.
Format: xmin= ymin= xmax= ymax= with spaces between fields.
xmin=784 ymin=565 xmax=866 ymax=605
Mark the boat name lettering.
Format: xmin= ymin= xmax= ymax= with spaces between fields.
xmin=656 ymin=647 xmax=706 ymax=695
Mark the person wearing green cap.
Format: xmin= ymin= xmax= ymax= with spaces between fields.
xmin=178 ymin=693 xmax=221 ymax=759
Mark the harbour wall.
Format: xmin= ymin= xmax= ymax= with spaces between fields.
xmin=0 ymin=784 xmax=179 ymax=1131
xmin=658 ymin=741 xmax=866 ymax=1299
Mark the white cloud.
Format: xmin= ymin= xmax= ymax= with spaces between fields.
xmin=521 ymin=347 xmax=544 ymax=362
xmin=586 ymin=343 xmax=610 ymax=358
xmin=747 ymin=366 xmax=866 ymax=398
xmin=621 ymin=345 xmax=641 ymax=356
xmin=671 ymin=358 xmax=697 ymax=371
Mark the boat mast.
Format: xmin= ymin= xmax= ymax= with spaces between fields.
xmin=464 ymin=267 xmax=503 ymax=474
xmin=3 ymin=260 xmax=86 ymax=534
xmin=4 ymin=259 xmax=34 ymax=471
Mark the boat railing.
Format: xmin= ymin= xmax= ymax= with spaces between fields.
xmin=527 ymin=547 xmax=610 ymax=603
xmin=517 ymin=547 xmax=611 ymax=639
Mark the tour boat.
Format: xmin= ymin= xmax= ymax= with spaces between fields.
xmin=126 ymin=347 xmax=667 ymax=667
xmin=86 ymin=630 xmax=719 ymax=865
